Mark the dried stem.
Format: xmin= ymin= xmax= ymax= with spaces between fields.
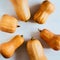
xmin=21 ymin=35 xmax=23 ymax=37
xmin=38 ymin=29 xmax=42 ymax=32
xmin=17 ymin=25 xmax=20 ymax=27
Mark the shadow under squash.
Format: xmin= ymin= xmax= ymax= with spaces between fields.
xmin=29 ymin=4 xmax=40 ymax=22
xmin=31 ymin=31 xmax=50 ymax=48
xmin=15 ymin=41 xmax=29 ymax=60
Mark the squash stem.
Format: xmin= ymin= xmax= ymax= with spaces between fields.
xmin=17 ymin=25 xmax=20 ymax=27
xmin=38 ymin=29 xmax=42 ymax=32
xmin=21 ymin=35 xmax=23 ymax=37
xmin=31 ymin=37 xmax=35 ymax=40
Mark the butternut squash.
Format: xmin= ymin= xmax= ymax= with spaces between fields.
xmin=27 ymin=38 xmax=47 ymax=60
xmin=11 ymin=0 xmax=31 ymax=21
xmin=1 ymin=35 xmax=24 ymax=58
xmin=33 ymin=0 xmax=55 ymax=24
xmin=39 ymin=29 xmax=60 ymax=50
xmin=0 ymin=14 xmax=18 ymax=33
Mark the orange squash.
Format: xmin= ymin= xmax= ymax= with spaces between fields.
xmin=0 ymin=14 xmax=18 ymax=33
xmin=1 ymin=35 xmax=24 ymax=58
xmin=27 ymin=38 xmax=47 ymax=60
xmin=40 ymin=29 xmax=60 ymax=50
xmin=11 ymin=0 xmax=31 ymax=21
xmin=33 ymin=1 xmax=55 ymax=24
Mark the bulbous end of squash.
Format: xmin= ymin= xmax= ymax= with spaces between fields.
xmin=27 ymin=39 xmax=47 ymax=60
xmin=1 ymin=43 xmax=15 ymax=58
xmin=33 ymin=0 xmax=55 ymax=24
xmin=49 ymin=35 xmax=60 ymax=50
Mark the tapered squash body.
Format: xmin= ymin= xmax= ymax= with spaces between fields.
xmin=0 ymin=14 xmax=18 ymax=33
xmin=11 ymin=0 xmax=31 ymax=21
xmin=40 ymin=29 xmax=60 ymax=50
xmin=1 ymin=35 xmax=24 ymax=58
xmin=27 ymin=39 xmax=47 ymax=60
xmin=33 ymin=1 xmax=55 ymax=24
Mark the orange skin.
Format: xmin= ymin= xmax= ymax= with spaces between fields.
xmin=40 ymin=29 xmax=60 ymax=50
xmin=11 ymin=0 xmax=31 ymax=21
xmin=0 ymin=14 xmax=18 ymax=33
xmin=33 ymin=1 xmax=55 ymax=24
xmin=27 ymin=39 xmax=47 ymax=60
xmin=0 ymin=35 xmax=24 ymax=58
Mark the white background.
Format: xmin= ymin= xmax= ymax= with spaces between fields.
xmin=0 ymin=0 xmax=60 ymax=60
